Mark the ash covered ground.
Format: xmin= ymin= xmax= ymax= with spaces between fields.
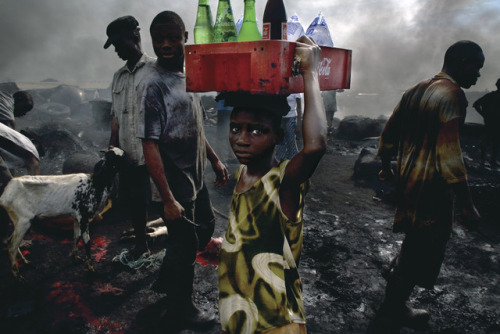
xmin=0 ymin=98 xmax=499 ymax=334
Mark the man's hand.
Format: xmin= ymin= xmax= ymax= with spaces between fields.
xmin=163 ymin=199 xmax=185 ymax=221
xmin=212 ymin=159 xmax=229 ymax=186
xmin=294 ymin=35 xmax=322 ymax=76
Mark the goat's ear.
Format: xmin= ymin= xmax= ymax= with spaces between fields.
xmin=93 ymin=159 xmax=106 ymax=176
xmin=103 ymin=147 xmax=125 ymax=160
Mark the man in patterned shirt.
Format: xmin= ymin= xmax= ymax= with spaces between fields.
xmin=375 ymin=40 xmax=483 ymax=330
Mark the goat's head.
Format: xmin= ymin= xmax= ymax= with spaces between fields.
xmin=93 ymin=147 xmax=127 ymax=187
xmin=104 ymin=147 xmax=126 ymax=167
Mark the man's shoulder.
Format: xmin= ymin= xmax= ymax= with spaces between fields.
xmin=424 ymin=76 xmax=464 ymax=101
xmin=142 ymin=53 xmax=156 ymax=63
xmin=112 ymin=62 xmax=129 ymax=76
xmin=480 ymin=91 xmax=498 ymax=99
xmin=136 ymin=54 xmax=156 ymax=73
xmin=137 ymin=63 xmax=162 ymax=84
xmin=112 ymin=54 xmax=156 ymax=77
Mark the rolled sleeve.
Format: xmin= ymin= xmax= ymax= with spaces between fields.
xmin=137 ymin=82 xmax=163 ymax=141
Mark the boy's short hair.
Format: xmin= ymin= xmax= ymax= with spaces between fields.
xmin=219 ymin=92 xmax=289 ymax=134
xmin=218 ymin=92 xmax=289 ymax=115
xmin=150 ymin=11 xmax=185 ymax=34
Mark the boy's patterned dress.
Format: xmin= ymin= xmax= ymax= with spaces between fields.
xmin=218 ymin=161 xmax=310 ymax=334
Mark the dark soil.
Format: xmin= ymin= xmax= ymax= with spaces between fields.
xmin=0 ymin=116 xmax=499 ymax=334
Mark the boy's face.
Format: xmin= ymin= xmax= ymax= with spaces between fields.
xmin=229 ymin=108 xmax=280 ymax=165
xmin=150 ymin=22 xmax=187 ymax=71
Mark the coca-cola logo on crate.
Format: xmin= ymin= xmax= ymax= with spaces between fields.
xmin=318 ymin=58 xmax=332 ymax=77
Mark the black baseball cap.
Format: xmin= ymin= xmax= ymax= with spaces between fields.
xmin=104 ymin=15 xmax=139 ymax=49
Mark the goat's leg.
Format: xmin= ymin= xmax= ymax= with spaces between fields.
xmin=17 ymin=248 xmax=29 ymax=264
xmin=81 ymin=227 xmax=95 ymax=272
xmin=71 ymin=237 xmax=83 ymax=262
xmin=8 ymin=218 xmax=31 ymax=281
xmin=71 ymin=220 xmax=83 ymax=261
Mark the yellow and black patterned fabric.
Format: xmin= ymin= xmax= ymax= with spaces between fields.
xmin=218 ymin=161 xmax=310 ymax=334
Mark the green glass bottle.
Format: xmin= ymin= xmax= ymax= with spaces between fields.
xmin=194 ymin=0 xmax=214 ymax=44
xmin=237 ymin=0 xmax=261 ymax=41
xmin=213 ymin=0 xmax=237 ymax=42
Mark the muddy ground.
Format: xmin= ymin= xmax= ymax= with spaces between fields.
xmin=0 ymin=110 xmax=499 ymax=334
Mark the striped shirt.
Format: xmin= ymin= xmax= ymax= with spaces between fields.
xmin=378 ymin=72 xmax=468 ymax=235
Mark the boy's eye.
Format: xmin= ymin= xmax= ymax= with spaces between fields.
xmin=170 ymin=36 xmax=182 ymax=42
xmin=230 ymin=126 xmax=240 ymax=133
xmin=249 ymin=125 xmax=268 ymax=135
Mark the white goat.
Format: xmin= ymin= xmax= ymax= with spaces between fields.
xmin=0 ymin=147 xmax=125 ymax=281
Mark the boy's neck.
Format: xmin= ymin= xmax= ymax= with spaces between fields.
xmin=243 ymin=155 xmax=276 ymax=178
xmin=237 ymin=157 xmax=277 ymax=193
xmin=157 ymin=59 xmax=184 ymax=73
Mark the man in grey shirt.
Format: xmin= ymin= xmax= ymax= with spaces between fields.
xmin=104 ymin=15 xmax=155 ymax=258
xmin=139 ymin=11 xmax=228 ymax=331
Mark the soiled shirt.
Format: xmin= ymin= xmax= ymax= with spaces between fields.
xmin=218 ymin=161 xmax=309 ymax=334
xmin=111 ymin=53 xmax=155 ymax=166
xmin=137 ymin=63 xmax=207 ymax=203
xmin=378 ymin=72 xmax=468 ymax=235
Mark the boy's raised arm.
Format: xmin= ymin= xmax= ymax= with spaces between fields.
xmin=280 ymin=36 xmax=328 ymax=219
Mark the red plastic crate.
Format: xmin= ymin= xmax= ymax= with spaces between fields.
xmin=185 ymin=40 xmax=351 ymax=95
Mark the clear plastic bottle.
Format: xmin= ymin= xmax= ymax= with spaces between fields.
xmin=305 ymin=11 xmax=333 ymax=47
xmin=237 ymin=0 xmax=261 ymax=41
xmin=213 ymin=0 xmax=238 ymax=42
xmin=194 ymin=0 xmax=214 ymax=44
xmin=287 ymin=13 xmax=304 ymax=41
xmin=262 ymin=0 xmax=287 ymax=40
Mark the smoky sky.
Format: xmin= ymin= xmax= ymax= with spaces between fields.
xmin=1 ymin=0 xmax=499 ymax=94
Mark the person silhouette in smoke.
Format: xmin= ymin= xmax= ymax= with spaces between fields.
xmin=374 ymin=40 xmax=483 ymax=331
xmin=473 ymin=78 xmax=500 ymax=169
xmin=104 ymin=15 xmax=156 ymax=259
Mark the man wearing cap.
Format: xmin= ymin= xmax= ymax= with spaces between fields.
xmin=104 ymin=15 xmax=155 ymax=259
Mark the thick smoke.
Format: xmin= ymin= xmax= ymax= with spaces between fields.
xmin=0 ymin=0 xmax=498 ymax=112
